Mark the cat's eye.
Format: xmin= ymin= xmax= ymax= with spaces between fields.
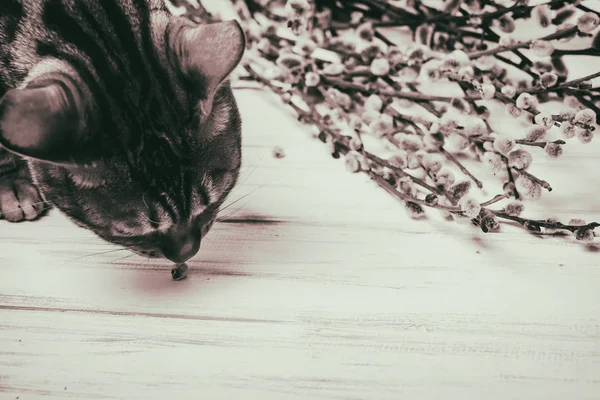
xmin=111 ymin=226 xmax=136 ymax=237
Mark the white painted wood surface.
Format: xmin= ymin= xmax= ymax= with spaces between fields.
xmin=2 ymin=88 xmax=600 ymax=399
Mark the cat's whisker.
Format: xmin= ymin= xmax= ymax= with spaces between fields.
xmin=216 ymin=206 xmax=244 ymax=222
xmin=141 ymin=214 xmax=161 ymax=225
xmin=135 ymin=256 xmax=151 ymax=269
xmin=34 ymin=204 xmax=54 ymax=214
xmin=142 ymin=191 xmax=150 ymax=210
xmin=141 ymin=192 xmax=161 ymax=225
xmin=110 ymin=253 xmax=137 ymax=264
xmin=235 ymin=149 xmax=268 ymax=187
xmin=219 ymin=177 xmax=283 ymax=214
xmin=61 ymin=248 xmax=129 ymax=267
xmin=217 ymin=194 xmax=260 ymax=222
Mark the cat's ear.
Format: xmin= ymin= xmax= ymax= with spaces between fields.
xmin=169 ymin=19 xmax=246 ymax=116
xmin=0 ymin=78 xmax=91 ymax=164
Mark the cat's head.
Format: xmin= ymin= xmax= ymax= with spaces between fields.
xmin=0 ymin=18 xmax=246 ymax=263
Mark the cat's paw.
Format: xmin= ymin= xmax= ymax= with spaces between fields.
xmin=0 ymin=173 xmax=48 ymax=222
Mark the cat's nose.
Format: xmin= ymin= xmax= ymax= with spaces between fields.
xmin=160 ymin=228 xmax=201 ymax=263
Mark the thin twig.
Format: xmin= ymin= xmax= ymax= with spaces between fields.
xmin=439 ymin=147 xmax=484 ymax=189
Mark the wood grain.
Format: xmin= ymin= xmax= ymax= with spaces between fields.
xmin=2 ymin=86 xmax=600 ymax=399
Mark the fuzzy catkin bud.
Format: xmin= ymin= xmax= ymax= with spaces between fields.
xmin=459 ymin=196 xmax=481 ymax=218
xmin=286 ymin=0 xmax=311 ymax=16
xmin=576 ymin=127 xmax=594 ymax=144
xmin=395 ymin=133 xmax=424 ymax=152
xmin=473 ymin=55 xmax=496 ymax=71
xmin=534 ymin=61 xmax=553 ymax=73
xmin=508 ymin=149 xmax=533 ymax=170
xmin=575 ymin=227 xmax=595 ymax=242
xmin=458 ymin=66 xmax=475 ymax=81
xmin=530 ymin=40 xmax=554 ymax=57
xmin=499 ymin=35 xmax=516 ymax=47
xmin=398 ymin=177 xmax=416 ymax=195
xmin=364 ymin=94 xmax=384 ymax=112
xmin=325 ymin=135 xmax=335 ymax=154
xmin=482 ymin=152 xmax=504 ymax=172
xmin=532 ymin=4 xmax=552 ymax=27
xmin=349 ymin=137 xmax=363 ymax=151
xmin=498 ymin=14 xmax=516 ymax=33
xmin=503 ymin=182 xmax=515 ymax=195
xmin=345 ymin=154 xmax=361 ymax=173
xmin=493 ymin=135 xmax=516 ymax=155
xmin=544 ymin=217 xmax=560 ymax=235
xmin=545 ymin=142 xmax=563 ymax=158
xmin=257 ymin=38 xmax=273 ymax=54
xmin=506 ymin=104 xmax=522 ymax=118
xmin=421 ymin=154 xmax=443 ymax=173
xmin=450 ymin=181 xmax=471 ymax=200
xmin=369 ymin=114 xmax=394 ymax=138
xmin=561 ymin=122 xmax=576 ymax=138
xmin=449 ymin=49 xmax=471 ymax=66
xmin=360 ymin=43 xmax=385 ymax=63
xmin=438 ymin=116 xmax=459 ymax=135
xmin=564 ymin=95 xmax=581 ymax=109
xmin=435 ymin=168 xmax=456 ymax=188
xmin=405 ymin=201 xmax=426 ymax=219
xmin=407 ymin=153 xmax=420 ymax=170
xmin=478 ymin=83 xmax=496 ymax=100
xmin=481 ymin=216 xmax=499 ymax=233
xmin=525 ymin=125 xmax=548 ymax=142
xmin=361 ymin=110 xmax=380 ymax=125
xmin=295 ymin=38 xmax=317 ymax=55
xmin=370 ymin=58 xmax=390 ymax=76
xmin=577 ymin=12 xmax=600 ymax=34
xmin=422 ymin=134 xmax=443 ymax=151
xmin=451 ymin=98 xmax=471 ymax=114
xmin=501 ymin=85 xmax=517 ymax=98
xmin=505 ymin=201 xmax=524 ymax=217
xmin=304 ymin=72 xmax=320 ymax=87
xmin=476 ymin=105 xmax=491 ymax=119
xmin=350 ymin=11 xmax=363 ymax=25
xmin=348 ymin=116 xmax=363 ymax=132
xmin=515 ymin=93 xmax=538 ymax=109
xmin=388 ymin=150 xmax=408 ymax=169
xmin=574 ymin=109 xmax=596 ymax=126
xmin=540 ymin=72 xmax=558 ymax=88
xmin=446 ymin=133 xmax=469 ymax=151
xmin=569 ymin=218 xmax=586 ymax=226
xmin=534 ymin=113 xmax=555 ymax=130
xmin=429 ymin=122 xmax=440 ymax=134
xmin=463 ymin=118 xmax=487 ymax=136
xmin=516 ymin=176 xmax=542 ymax=200
xmin=420 ymin=59 xmax=442 ymax=81
xmin=425 ymin=193 xmax=439 ymax=206
xmin=442 ymin=57 xmax=461 ymax=72
xmin=356 ymin=22 xmax=375 ymax=41
xmin=322 ymin=63 xmax=345 ymax=76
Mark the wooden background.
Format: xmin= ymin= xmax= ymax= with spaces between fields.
xmin=2 ymin=1 xmax=600 ymax=395
xmin=1 ymin=86 xmax=599 ymax=399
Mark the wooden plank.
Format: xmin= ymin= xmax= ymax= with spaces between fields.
xmin=1 ymin=87 xmax=600 ymax=400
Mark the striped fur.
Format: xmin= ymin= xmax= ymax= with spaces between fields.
xmin=0 ymin=0 xmax=244 ymax=262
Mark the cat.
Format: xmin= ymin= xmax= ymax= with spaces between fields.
xmin=0 ymin=0 xmax=246 ymax=264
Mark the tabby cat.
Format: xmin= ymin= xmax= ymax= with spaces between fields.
xmin=0 ymin=0 xmax=246 ymax=263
